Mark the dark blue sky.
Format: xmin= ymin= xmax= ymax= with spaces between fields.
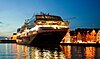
xmin=0 ymin=0 xmax=100 ymax=36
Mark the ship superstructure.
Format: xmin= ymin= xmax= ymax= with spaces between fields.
xmin=16 ymin=13 xmax=70 ymax=44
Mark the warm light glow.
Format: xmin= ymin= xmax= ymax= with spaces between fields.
xmin=52 ymin=25 xmax=59 ymax=29
xmin=59 ymin=26 xmax=69 ymax=28
xmin=96 ymin=30 xmax=100 ymax=42
xmin=38 ymin=21 xmax=42 ymax=24
xmin=16 ymin=39 xmax=22 ymax=43
xmin=24 ymin=27 xmax=29 ymax=32
xmin=61 ymin=22 xmax=65 ymax=25
xmin=77 ymin=40 xmax=82 ymax=43
xmin=61 ymin=45 xmax=71 ymax=59
xmin=12 ymin=35 xmax=17 ymax=40
xmin=16 ymin=45 xmax=28 ymax=59
xmin=85 ymin=47 xmax=95 ymax=59
xmin=92 ymin=30 xmax=95 ymax=33
xmin=66 ymin=41 xmax=71 ymax=43
xmin=30 ymin=25 xmax=68 ymax=32
xmin=30 ymin=25 xmax=41 ymax=31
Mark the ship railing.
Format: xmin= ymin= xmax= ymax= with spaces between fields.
xmin=38 ymin=28 xmax=67 ymax=33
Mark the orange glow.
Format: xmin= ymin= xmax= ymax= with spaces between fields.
xmin=24 ymin=27 xmax=28 ymax=32
xmin=61 ymin=45 xmax=71 ymax=59
xmin=91 ymin=30 xmax=96 ymax=35
xmin=38 ymin=21 xmax=42 ymax=24
xmin=17 ymin=45 xmax=28 ymax=59
xmin=96 ymin=30 xmax=100 ymax=43
xmin=85 ymin=47 xmax=95 ymax=59
xmin=77 ymin=40 xmax=82 ymax=43
xmin=61 ymin=22 xmax=65 ymax=25
xmin=12 ymin=34 xmax=17 ymax=40
xmin=92 ymin=30 xmax=95 ymax=33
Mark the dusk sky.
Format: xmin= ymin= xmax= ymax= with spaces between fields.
xmin=0 ymin=0 xmax=100 ymax=37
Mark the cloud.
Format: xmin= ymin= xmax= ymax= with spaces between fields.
xmin=0 ymin=21 xmax=8 ymax=27
xmin=0 ymin=21 xmax=11 ymax=28
xmin=0 ymin=21 xmax=3 ymax=24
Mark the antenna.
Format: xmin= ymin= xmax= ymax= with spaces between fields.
xmin=63 ymin=16 xmax=76 ymax=22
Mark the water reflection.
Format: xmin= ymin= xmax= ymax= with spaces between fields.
xmin=0 ymin=44 xmax=100 ymax=59
xmin=16 ymin=45 xmax=28 ymax=59
xmin=95 ymin=47 xmax=100 ymax=59
xmin=85 ymin=47 xmax=95 ymax=59
xmin=27 ymin=46 xmax=66 ymax=59
xmin=60 ymin=45 xmax=100 ymax=59
xmin=72 ymin=46 xmax=84 ymax=59
xmin=0 ymin=43 xmax=17 ymax=59
xmin=15 ymin=45 xmax=66 ymax=59
xmin=60 ymin=45 xmax=71 ymax=59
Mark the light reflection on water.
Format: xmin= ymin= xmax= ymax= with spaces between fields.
xmin=0 ymin=43 xmax=100 ymax=59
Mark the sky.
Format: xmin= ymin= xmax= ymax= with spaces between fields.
xmin=0 ymin=0 xmax=100 ymax=37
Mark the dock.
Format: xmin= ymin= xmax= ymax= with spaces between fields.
xmin=60 ymin=43 xmax=100 ymax=46
xmin=0 ymin=40 xmax=100 ymax=46
xmin=0 ymin=40 xmax=16 ymax=43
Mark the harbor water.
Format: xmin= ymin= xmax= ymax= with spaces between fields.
xmin=0 ymin=43 xmax=100 ymax=59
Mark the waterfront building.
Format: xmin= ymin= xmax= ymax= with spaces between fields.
xmin=61 ymin=28 xmax=70 ymax=43
xmin=90 ymin=30 xmax=96 ymax=42
xmin=77 ymin=32 xmax=82 ymax=43
xmin=86 ymin=32 xmax=90 ymax=42
xmin=81 ymin=33 xmax=86 ymax=42
xmin=11 ymin=33 xmax=17 ymax=40
xmin=74 ymin=28 xmax=100 ymax=42
xmin=96 ymin=30 xmax=100 ymax=43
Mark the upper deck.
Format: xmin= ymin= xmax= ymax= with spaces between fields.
xmin=18 ymin=13 xmax=70 ymax=33
xmin=35 ymin=15 xmax=63 ymax=21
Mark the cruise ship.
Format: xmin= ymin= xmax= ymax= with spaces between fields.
xmin=16 ymin=13 xmax=70 ymax=45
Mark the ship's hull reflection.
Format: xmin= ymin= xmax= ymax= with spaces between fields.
xmin=17 ymin=44 xmax=66 ymax=59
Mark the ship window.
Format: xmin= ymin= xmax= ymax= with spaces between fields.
xmin=40 ymin=27 xmax=54 ymax=30
xmin=36 ymin=15 xmax=63 ymax=21
xmin=37 ymin=16 xmax=44 ymax=18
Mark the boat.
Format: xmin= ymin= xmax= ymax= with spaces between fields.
xmin=16 ymin=13 xmax=70 ymax=45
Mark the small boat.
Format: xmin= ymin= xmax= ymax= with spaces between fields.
xmin=16 ymin=13 xmax=70 ymax=45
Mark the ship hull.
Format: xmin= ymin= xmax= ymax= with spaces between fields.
xmin=17 ymin=28 xmax=68 ymax=45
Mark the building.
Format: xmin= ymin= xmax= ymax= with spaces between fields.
xmin=96 ymin=30 xmax=100 ymax=43
xmin=11 ymin=33 xmax=17 ymax=40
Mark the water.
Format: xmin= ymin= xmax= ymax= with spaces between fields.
xmin=0 ymin=43 xmax=100 ymax=59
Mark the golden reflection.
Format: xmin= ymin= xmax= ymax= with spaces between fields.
xmin=60 ymin=45 xmax=71 ymax=59
xmin=28 ymin=47 xmax=41 ymax=59
xmin=14 ymin=45 xmax=67 ymax=59
xmin=85 ymin=47 xmax=95 ymax=59
xmin=16 ymin=45 xmax=28 ymax=59
xmin=11 ymin=43 xmax=17 ymax=53
xmin=28 ymin=46 xmax=66 ymax=59
xmin=5 ymin=44 xmax=100 ymax=59
xmin=11 ymin=44 xmax=17 ymax=59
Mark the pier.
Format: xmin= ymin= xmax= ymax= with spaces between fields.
xmin=60 ymin=43 xmax=100 ymax=46
xmin=0 ymin=40 xmax=100 ymax=46
xmin=0 ymin=40 xmax=16 ymax=43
